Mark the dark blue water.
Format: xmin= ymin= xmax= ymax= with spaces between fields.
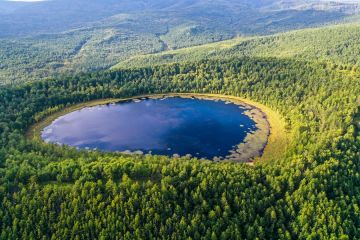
xmin=42 ymin=97 xmax=257 ymax=159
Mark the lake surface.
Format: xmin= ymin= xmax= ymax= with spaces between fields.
xmin=42 ymin=97 xmax=257 ymax=159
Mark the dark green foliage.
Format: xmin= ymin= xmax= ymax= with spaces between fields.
xmin=0 ymin=57 xmax=359 ymax=239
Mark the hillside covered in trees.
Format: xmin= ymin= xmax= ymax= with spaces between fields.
xmin=0 ymin=56 xmax=359 ymax=239
xmin=1 ymin=0 xmax=360 ymax=85
xmin=115 ymin=23 xmax=360 ymax=69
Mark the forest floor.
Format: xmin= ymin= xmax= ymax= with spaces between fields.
xmin=26 ymin=93 xmax=290 ymax=164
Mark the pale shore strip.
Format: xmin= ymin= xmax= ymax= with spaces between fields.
xmin=26 ymin=93 xmax=289 ymax=164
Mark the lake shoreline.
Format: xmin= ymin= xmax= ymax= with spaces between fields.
xmin=26 ymin=93 xmax=288 ymax=164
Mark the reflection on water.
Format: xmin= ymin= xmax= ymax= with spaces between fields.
xmin=42 ymin=97 xmax=257 ymax=159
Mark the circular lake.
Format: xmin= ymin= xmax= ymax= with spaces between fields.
xmin=42 ymin=97 xmax=258 ymax=160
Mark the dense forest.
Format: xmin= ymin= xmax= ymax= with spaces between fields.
xmin=116 ymin=23 xmax=360 ymax=69
xmin=1 ymin=0 xmax=360 ymax=85
xmin=0 ymin=57 xmax=359 ymax=239
xmin=0 ymin=29 xmax=164 ymax=85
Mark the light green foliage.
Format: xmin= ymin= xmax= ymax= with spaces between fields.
xmin=113 ymin=24 xmax=360 ymax=69
xmin=115 ymin=23 xmax=360 ymax=69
